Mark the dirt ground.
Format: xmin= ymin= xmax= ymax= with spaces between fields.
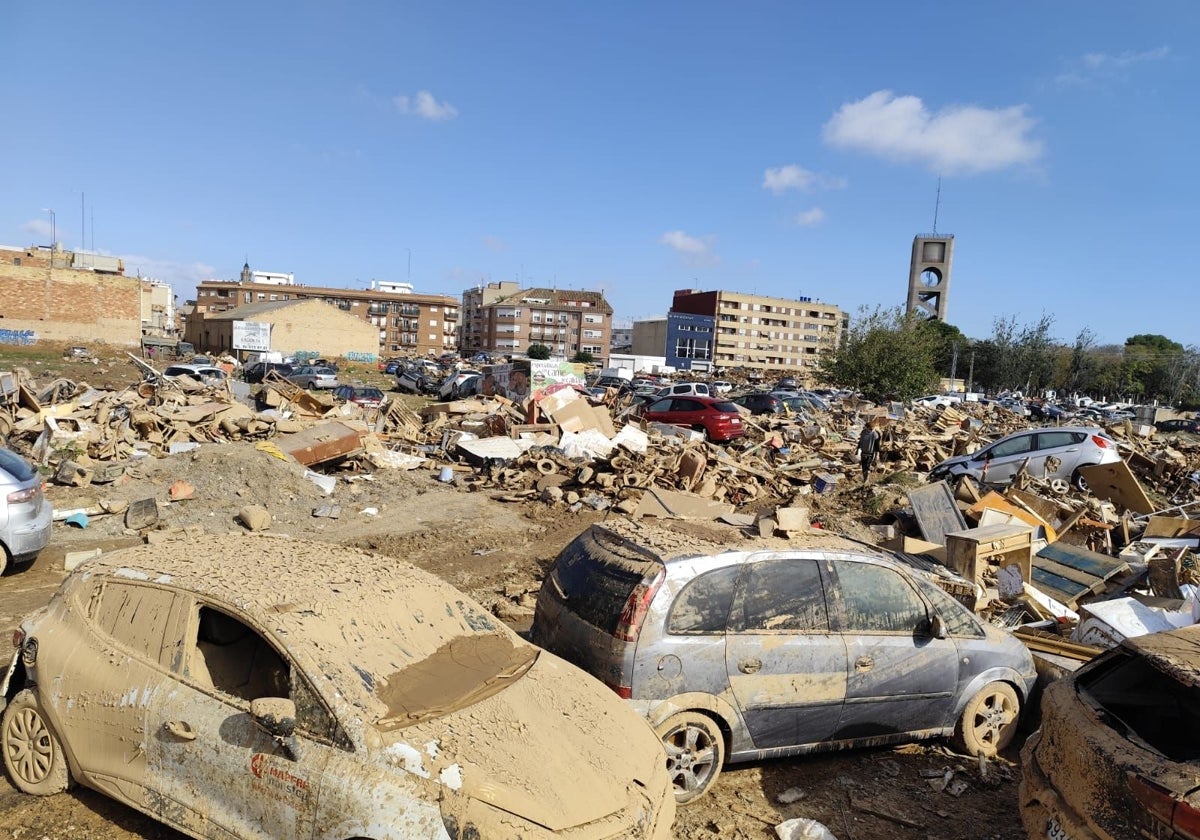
xmin=0 ymin=344 xmax=1028 ymax=839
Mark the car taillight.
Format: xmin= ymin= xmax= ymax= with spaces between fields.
xmin=1129 ymin=774 xmax=1200 ymax=840
xmin=614 ymin=568 xmax=665 ymax=642
xmin=1091 ymin=435 xmax=1112 ymax=449
xmin=11 ymin=629 xmax=24 ymax=649
xmin=6 ymin=486 xmax=38 ymax=504
xmin=605 ymin=681 xmax=633 ymax=699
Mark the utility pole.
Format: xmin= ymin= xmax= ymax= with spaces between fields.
xmin=949 ymin=341 xmax=959 ymax=392
xmin=967 ymin=351 xmax=975 ymax=395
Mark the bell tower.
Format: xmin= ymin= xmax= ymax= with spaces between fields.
xmin=906 ymin=234 xmax=954 ymax=321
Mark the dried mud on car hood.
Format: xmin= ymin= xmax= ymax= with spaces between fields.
xmin=385 ymin=653 xmax=664 ymax=832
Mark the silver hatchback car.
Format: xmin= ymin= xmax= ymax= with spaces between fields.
xmin=0 ymin=447 xmax=52 ymax=573
xmin=531 ymin=522 xmax=1036 ymax=804
xmin=928 ymin=425 xmax=1121 ymax=491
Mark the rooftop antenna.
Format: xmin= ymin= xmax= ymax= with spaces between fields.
xmin=932 ymin=176 xmax=942 ymax=234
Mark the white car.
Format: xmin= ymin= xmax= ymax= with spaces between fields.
xmin=912 ymin=394 xmax=962 ymax=409
xmin=0 ymin=535 xmax=675 ymax=839
xmin=711 ymin=381 xmax=733 ymax=395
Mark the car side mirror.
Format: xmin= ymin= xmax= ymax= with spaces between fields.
xmin=251 ymin=697 xmax=300 ymax=760
xmin=929 ymin=614 xmax=948 ymax=639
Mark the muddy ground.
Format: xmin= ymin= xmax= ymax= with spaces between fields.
xmin=0 ymin=345 xmax=1027 ymax=839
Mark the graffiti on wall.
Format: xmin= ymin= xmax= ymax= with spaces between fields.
xmin=345 ymin=350 xmax=378 ymax=363
xmin=0 ymin=329 xmax=38 ymax=346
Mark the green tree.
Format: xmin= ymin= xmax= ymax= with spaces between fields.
xmin=920 ymin=319 xmax=970 ymax=382
xmin=526 ymin=343 xmax=551 ymax=360
xmin=571 ymin=350 xmax=595 ymax=364
xmin=818 ymin=306 xmax=939 ymax=402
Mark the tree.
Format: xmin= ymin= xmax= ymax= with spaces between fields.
xmin=818 ymin=306 xmax=939 ymax=402
xmin=571 ymin=350 xmax=594 ymax=364
xmin=919 ymin=319 xmax=970 ymax=382
xmin=526 ymin=343 xmax=551 ymax=360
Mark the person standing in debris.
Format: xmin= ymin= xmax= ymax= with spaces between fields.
xmin=857 ymin=420 xmax=881 ymax=482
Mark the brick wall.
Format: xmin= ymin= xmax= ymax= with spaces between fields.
xmin=0 ymin=261 xmax=141 ymax=345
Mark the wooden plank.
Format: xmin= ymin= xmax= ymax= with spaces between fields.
xmin=1032 ymin=557 xmax=1107 ymax=589
xmin=1029 ymin=568 xmax=1090 ymax=605
xmin=908 ymin=481 xmax=968 ymax=546
xmin=1036 ymin=542 xmax=1129 ymax=581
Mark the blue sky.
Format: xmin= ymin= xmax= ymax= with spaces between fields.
xmin=3 ymin=2 xmax=1195 ymax=348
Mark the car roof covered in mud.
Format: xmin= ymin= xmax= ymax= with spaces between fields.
xmin=1123 ymin=623 xmax=1200 ymax=687
xmin=78 ymin=534 xmax=508 ymax=724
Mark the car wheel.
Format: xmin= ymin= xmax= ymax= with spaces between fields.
xmin=1072 ymin=469 xmax=1091 ymax=493
xmin=655 ymin=711 xmax=725 ymax=805
xmin=952 ymin=682 xmax=1020 ymax=757
xmin=2 ymin=690 xmax=71 ymax=795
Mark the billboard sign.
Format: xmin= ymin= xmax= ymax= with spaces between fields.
xmin=233 ymin=321 xmax=272 ymax=352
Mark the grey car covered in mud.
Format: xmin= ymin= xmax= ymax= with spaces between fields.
xmin=0 ymin=535 xmax=675 ymax=839
xmin=531 ymin=521 xmax=1037 ymax=803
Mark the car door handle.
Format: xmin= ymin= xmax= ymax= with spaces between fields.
xmin=855 ymin=655 xmax=874 ymax=672
xmin=738 ymin=658 xmax=762 ymax=674
xmin=163 ymin=720 xmax=197 ymax=741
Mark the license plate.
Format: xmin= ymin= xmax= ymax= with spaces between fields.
xmin=1047 ymin=816 xmax=1072 ymax=840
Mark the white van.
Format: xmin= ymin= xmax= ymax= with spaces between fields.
xmin=654 ymin=382 xmax=711 ymax=399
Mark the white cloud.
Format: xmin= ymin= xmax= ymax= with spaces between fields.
xmin=1056 ymin=46 xmax=1170 ymax=87
xmin=659 ymin=230 xmax=719 ymax=266
xmin=20 ymin=219 xmax=53 ymax=240
xmin=116 ymin=254 xmax=217 ymax=292
xmin=795 ymin=208 xmax=825 ymax=226
xmin=763 ymin=165 xmax=846 ymax=194
xmin=394 ymin=90 xmax=458 ymax=122
xmin=822 ymin=90 xmax=1042 ymax=174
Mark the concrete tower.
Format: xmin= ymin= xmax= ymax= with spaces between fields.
xmin=906 ymin=234 xmax=954 ymax=320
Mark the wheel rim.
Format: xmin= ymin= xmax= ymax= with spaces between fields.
xmin=663 ymin=723 xmax=717 ymax=796
xmin=971 ymin=690 xmax=1017 ymax=749
xmin=6 ymin=707 xmax=55 ymax=784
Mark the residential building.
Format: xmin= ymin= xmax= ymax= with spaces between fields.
xmin=631 ymin=317 xmax=669 ymax=356
xmin=193 ymin=265 xmax=459 ymax=357
xmin=0 ymin=244 xmax=141 ymax=345
xmin=194 ymin=299 xmax=379 ymax=358
xmin=669 ymin=289 xmax=845 ymax=377
xmin=609 ymin=320 xmax=633 ymax=355
xmin=139 ymin=279 xmax=176 ymax=337
xmin=460 ymin=283 xmax=613 ymax=361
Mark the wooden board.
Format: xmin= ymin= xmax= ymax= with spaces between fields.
xmin=1078 ymin=461 xmax=1155 ymax=515
xmin=1032 ymin=542 xmax=1130 ymax=607
xmin=908 ymin=481 xmax=968 ymax=546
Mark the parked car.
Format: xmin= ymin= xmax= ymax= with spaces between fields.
xmin=732 ymin=392 xmax=784 ymax=416
xmin=332 ymin=385 xmax=386 ymax=410
xmin=0 ymin=447 xmax=52 ymax=574
xmin=377 ymin=357 xmax=405 ymax=375
xmin=438 ymin=370 xmax=483 ymax=401
xmin=1020 ymin=624 xmax=1200 ymax=840
xmin=162 ymin=364 xmax=228 ymax=386
xmin=913 ymin=394 xmax=963 ymax=410
xmin=531 ymin=522 xmax=1036 ymax=803
xmin=242 ymin=362 xmax=294 ymax=384
xmin=928 ymin=426 xmax=1122 ymax=491
xmin=775 ymin=377 xmax=798 ymax=390
xmin=0 ymin=536 xmax=676 ymax=839
xmin=654 ymin=383 xmax=711 ymax=399
xmin=287 ymin=365 xmax=338 ymax=389
xmin=711 ymin=380 xmax=733 ymax=395
xmin=1029 ymin=402 xmax=1068 ymax=421
xmin=640 ymin=396 xmax=745 ymax=442
xmin=1155 ymin=417 xmax=1200 ymax=434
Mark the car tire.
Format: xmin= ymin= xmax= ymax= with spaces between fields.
xmin=952 ymin=682 xmax=1020 ymax=757
xmin=1071 ymin=469 xmax=1091 ymax=493
xmin=2 ymin=690 xmax=72 ymax=795
xmin=655 ymin=711 xmax=725 ymax=805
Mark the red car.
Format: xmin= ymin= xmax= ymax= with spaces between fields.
xmin=332 ymin=385 xmax=386 ymax=410
xmin=640 ymin=396 xmax=745 ymax=442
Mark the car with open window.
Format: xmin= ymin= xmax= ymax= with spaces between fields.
xmin=0 ymin=535 xmax=675 ymax=839
xmin=531 ymin=522 xmax=1036 ymax=804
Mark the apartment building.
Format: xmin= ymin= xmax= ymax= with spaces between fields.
xmin=460 ymin=282 xmax=613 ymax=361
xmin=669 ymin=289 xmax=845 ymax=376
xmin=193 ymin=266 xmax=459 ymax=357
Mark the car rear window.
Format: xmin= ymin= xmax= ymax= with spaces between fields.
xmin=1078 ymin=650 xmax=1200 ymax=762
xmin=548 ymin=529 xmax=662 ymax=635
xmin=0 ymin=447 xmax=36 ymax=483
xmin=713 ymin=401 xmax=739 ymax=413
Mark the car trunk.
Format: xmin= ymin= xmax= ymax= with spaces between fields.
xmin=1032 ymin=644 xmax=1200 ymax=838
xmin=530 ymin=527 xmax=664 ymax=696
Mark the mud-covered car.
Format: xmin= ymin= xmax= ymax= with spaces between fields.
xmin=1020 ymin=624 xmax=1200 ymax=840
xmin=531 ymin=521 xmax=1036 ymax=804
xmin=0 ymin=535 xmax=675 ymax=839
